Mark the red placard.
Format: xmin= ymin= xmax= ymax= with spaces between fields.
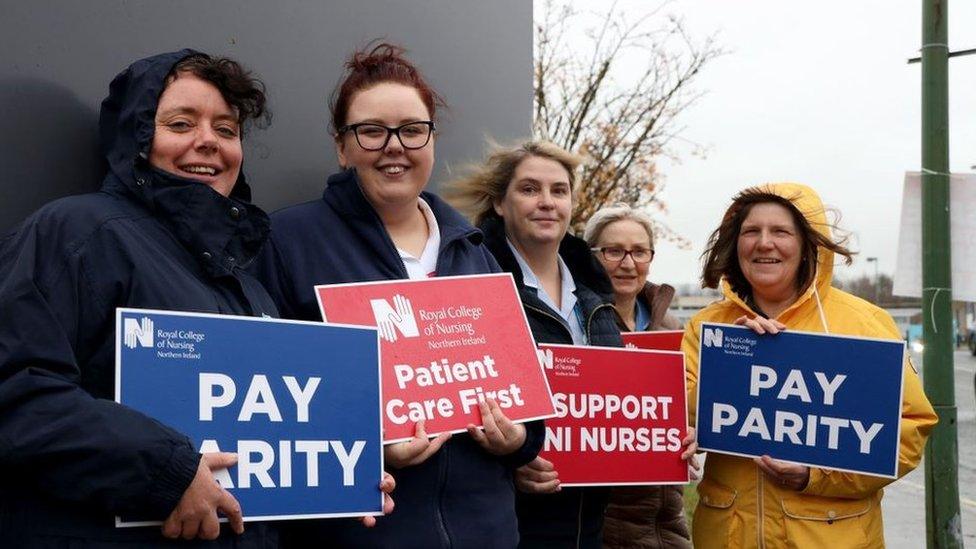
xmin=621 ymin=330 xmax=684 ymax=352
xmin=538 ymin=344 xmax=689 ymax=486
xmin=316 ymin=274 xmax=555 ymax=443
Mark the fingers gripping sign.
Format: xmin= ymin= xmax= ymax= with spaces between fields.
xmin=681 ymin=427 xmax=702 ymax=481
xmin=384 ymin=420 xmax=452 ymax=469
xmin=754 ymin=454 xmax=810 ymax=491
xmin=360 ymin=472 xmax=396 ymax=527
xmin=734 ymin=315 xmax=786 ymax=335
xmin=466 ymin=398 xmax=526 ymax=456
xmin=515 ymin=457 xmax=560 ymax=494
xmin=162 ymin=452 xmax=244 ymax=541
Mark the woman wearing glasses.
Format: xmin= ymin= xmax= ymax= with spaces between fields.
xmin=253 ymin=43 xmax=542 ymax=548
xmin=583 ymin=205 xmax=681 ymax=334
xmin=583 ymin=205 xmax=691 ymax=549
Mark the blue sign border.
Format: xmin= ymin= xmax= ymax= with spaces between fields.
xmin=115 ymin=307 xmax=384 ymax=526
xmin=695 ymin=322 xmax=905 ymax=478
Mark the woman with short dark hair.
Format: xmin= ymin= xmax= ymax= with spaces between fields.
xmin=0 ymin=50 xmax=276 ymax=546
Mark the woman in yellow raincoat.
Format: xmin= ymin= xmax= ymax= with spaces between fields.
xmin=682 ymin=183 xmax=937 ymax=548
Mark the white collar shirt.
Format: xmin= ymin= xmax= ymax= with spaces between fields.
xmin=506 ymin=239 xmax=586 ymax=345
xmin=397 ymin=198 xmax=440 ymax=280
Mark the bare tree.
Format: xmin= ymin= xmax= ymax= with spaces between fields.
xmin=534 ymin=0 xmax=723 ymax=242
xmin=836 ymin=273 xmax=921 ymax=308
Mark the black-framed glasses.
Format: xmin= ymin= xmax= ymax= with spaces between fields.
xmin=337 ymin=121 xmax=436 ymax=151
xmin=591 ymin=247 xmax=655 ymax=264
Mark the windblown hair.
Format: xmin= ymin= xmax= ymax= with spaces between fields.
xmin=445 ymin=140 xmax=582 ymax=227
xmin=583 ymin=203 xmax=656 ymax=250
xmin=169 ymin=54 xmax=269 ymax=133
xmin=330 ymin=41 xmax=446 ymax=134
xmin=700 ymin=188 xmax=854 ymax=297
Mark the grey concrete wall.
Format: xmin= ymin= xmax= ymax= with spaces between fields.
xmin=0 ymin=0 xmax=533 ymax=232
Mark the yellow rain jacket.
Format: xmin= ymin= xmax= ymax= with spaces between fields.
xmin=682 ymin=183 xmax=937 ymax=548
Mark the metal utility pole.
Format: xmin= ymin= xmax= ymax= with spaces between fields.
xmin=920 ymin=1 xmax=961 ymax=547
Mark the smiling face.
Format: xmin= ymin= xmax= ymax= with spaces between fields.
xmin=336 ymin=82 xmax=434 ymax=213
xmin=493 ymin=155 xmax=573 ymax=253
xmin=736 ymin=202 xmax=803 ymax=302
xmin=595 ymin=219 xmax=653 ymax=300
xmin=149 ymin=73 xmax=242 ymax=197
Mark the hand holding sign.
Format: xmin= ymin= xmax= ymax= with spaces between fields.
xmin=384 ymin=420 xmax=452 ymax=468
xmin=754 ymin=455 xmax=809 ymax=491
xmin=734 ymin=315 xmax=786 ymax=335
xmin=681 ymin=428 xmax=702 ymax=481
xmin=466 ymin=398 xmax=527 ymax=456
xmin=360 ymin=473 xmax=396 ymax=527
xmin=515 ymin=456 xmax=560 ymax=494
xmin=162 ymin=452 xmax=244 ymax=541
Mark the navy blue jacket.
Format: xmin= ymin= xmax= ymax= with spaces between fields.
xmin=480 ymin=216 xmax=623 ymax=549
xmin=0 ymin=50 xmax=279 ymax=547
xmin=252 ymin=168 xmax=544 ymax=548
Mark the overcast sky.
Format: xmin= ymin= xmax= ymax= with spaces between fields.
xmin=556 ymin=1 xmax=976 ymax=289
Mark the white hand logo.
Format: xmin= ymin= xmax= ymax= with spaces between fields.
xmin=123 ymin=317 xmax=154 ymax=348
xmin=370 ymin=294 xmax=419 ymax=343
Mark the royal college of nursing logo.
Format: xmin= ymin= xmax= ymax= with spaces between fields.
xmin=124 ymin=316 xmax=154 ymax=349
xmin=537 ymin=348 xmax=554 ymax=370
xmin=703 ymin=327 xmax=723 ymax=348
xmin=369 ymin=294 xmax=419 ymax=343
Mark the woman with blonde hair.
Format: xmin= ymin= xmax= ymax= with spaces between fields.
xmin=448 ymin=141 xmax=696 ymax=548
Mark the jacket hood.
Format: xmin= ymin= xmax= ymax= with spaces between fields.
xmin=98 ymin=49 xmax=253 ymax=203
xmin=720 ymin=182 xmax=834 ymax=319
xmin=96 ymin=50 xmax=268 ymax=276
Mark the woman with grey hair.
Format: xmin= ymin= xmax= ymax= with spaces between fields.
xmin=584 ymin=203 xmax=690 ymax=549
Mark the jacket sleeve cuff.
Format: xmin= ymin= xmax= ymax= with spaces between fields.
xmin=499 ymin=419 xmax=545 ymax=469
xmin=800 ymin=467 xmax=826 ymax=495
xmin=143 ymin=445 xmax=201 ymax=516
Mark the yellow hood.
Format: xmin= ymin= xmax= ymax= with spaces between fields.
xmin=719 ymin=182 xmax=835 ymax=322
xmin=684 ymin=183 xmax=937 ymax=548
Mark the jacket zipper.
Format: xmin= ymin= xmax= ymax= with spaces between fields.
xmin=435 ymin=442 xmax=451 ymax=547
xmin=524 ymin=304 xmax=575 ymax=341
xmin=757 ymin=465 xmax=766 ymax=549
xmin=524 ymin=302 xmax=614 ymax=345
xmin=575 ymin=490 xmax=584 ymax=548
xmin=586 ymin=304 xmax=615 ymax=341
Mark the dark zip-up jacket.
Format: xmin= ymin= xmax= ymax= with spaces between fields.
xmin=252 ymin=168 xmax=544 ymax=548
xmin=0 ymin=50 xmax=279 ymax=547
xmin=480 ymin=216 xmax=623 ymax=549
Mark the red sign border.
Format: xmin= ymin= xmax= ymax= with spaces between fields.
xmin=621 ymin=329 xmax=685 ymax=351
xmin=315 ymin=273 xmax=558 ymax=444
xmin=539 ymin=343 xmax=691 ymax=487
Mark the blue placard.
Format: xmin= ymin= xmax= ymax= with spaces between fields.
xmin=696 ymin=322 xmax=905 ymax=478
xmin=115 ymin=308 xmax=383 ymax=525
